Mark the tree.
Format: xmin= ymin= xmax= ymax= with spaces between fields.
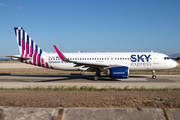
xmin=175 ymin=56 xmax=180 ymax=60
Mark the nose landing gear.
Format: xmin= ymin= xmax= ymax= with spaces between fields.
xmin=152 ymin=70 xmax=156 ymax=79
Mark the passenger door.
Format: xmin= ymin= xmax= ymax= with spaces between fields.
xmin=153 ymin=54 xmax=159 ymax=64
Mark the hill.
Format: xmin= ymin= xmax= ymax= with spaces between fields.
xmin=169 ymin=52 xmax=180 ymax=59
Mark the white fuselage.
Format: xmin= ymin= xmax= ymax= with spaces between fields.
xmin=40 ymin=52 xmax=177 ymax=71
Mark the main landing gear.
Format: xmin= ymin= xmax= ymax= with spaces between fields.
xmin=93 ymin=69 xmax=101 ymax=81
xmin=152 ymin=70 xmax=156 ymax=79
xmin=93 ymin=74 xmax=100 ymax=81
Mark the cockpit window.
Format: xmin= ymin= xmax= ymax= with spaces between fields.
xmin=164 ymin=57 xmax=169 ymax=60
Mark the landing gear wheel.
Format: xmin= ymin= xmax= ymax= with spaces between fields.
xmin=152 ymin=70 xmax=156 ymax=79
xmin=94 ymin=75 xmax=99 ymax=81
xmin=152 ymin=75 xmax=156 ymax=79
xmin=94 ymin=68 xmax=101 ymax=81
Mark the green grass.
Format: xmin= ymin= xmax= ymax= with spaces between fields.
xmin=0 ymin=85 xmax=180 ymax=92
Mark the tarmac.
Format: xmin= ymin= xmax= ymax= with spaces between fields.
xmin=0 ymin=107 xmax=180 ymax=120
xmin=0 ymin=74 xmax=180 ymax=88
xmin=0 ymin=62 xmax=180 ymax=89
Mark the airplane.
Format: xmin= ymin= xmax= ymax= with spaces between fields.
xmin=7 ymin=27 xmax=178 ymax=80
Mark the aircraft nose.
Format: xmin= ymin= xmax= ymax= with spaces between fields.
xmin=172 ymin=60 xmax=178 ymax=68
xmin=174 ymin=61 xmax=178 ymax=67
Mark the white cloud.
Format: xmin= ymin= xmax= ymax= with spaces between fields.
xmin=17 ymin=7 xmax=22 ymax=10
xmin=0 ymin=3 xmax=22 ymax=10
xmin=0 ymin=3 xmax=6 ymax=6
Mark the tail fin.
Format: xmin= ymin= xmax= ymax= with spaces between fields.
xmin=14 ymin=27 xmax=43 ymax=65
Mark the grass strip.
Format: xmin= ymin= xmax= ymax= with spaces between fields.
xmin=0 ymin=85 xmax=180 ymax=92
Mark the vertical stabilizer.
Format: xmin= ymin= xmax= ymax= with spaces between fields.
xmin=14 ymin=27 xmax=43 ymax=66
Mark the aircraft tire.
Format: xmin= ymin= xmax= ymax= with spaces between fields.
xmin=152 ymin=75 xmax=156 ymax=79
xmin=94 ymin=75 xmax=99 ymax=81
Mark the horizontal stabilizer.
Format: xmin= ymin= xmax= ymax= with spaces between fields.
xmin=6 ymin=56 xmax=31 ymax=60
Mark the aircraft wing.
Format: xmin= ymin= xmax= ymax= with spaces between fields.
xmin=73 ymin=61 xmax=110 ymax=67
xmin=53 ymin=45 xmax=126 ymax=68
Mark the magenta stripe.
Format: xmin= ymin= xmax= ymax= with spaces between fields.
xmin=41 ymin=58 xmax=44 ymax=63
xmin=29 ymin=46 xmax=33 ymax=57
xmin=21 ymin=38 xmax=24 ymax=57
xmin=33 ymin=50 xmax=37 ymax=65
xmin=25 ymin=42 xmax=29 ymax=57
xmin=46 ymin=62 xmax=49 ymax=68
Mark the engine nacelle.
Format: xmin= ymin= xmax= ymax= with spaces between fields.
xmin=107 ymin=66 xmax=129 ymax=78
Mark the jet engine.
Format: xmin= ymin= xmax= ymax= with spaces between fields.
xmin=107 ymin=66 xmax=129 ymax=78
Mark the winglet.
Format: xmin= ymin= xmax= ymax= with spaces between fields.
xmin=53 ymin=45 xmax=66 ymax=60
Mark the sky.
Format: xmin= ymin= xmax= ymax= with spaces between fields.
xmin=0 ymin=0 xmax=180 ymax=56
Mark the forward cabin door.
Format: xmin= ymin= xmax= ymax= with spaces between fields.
xmin=153 ymin=54 xmax=159 ymax=64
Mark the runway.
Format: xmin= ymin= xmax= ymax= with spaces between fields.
xmin=0 ymin=74 xmax=180 ymax=88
